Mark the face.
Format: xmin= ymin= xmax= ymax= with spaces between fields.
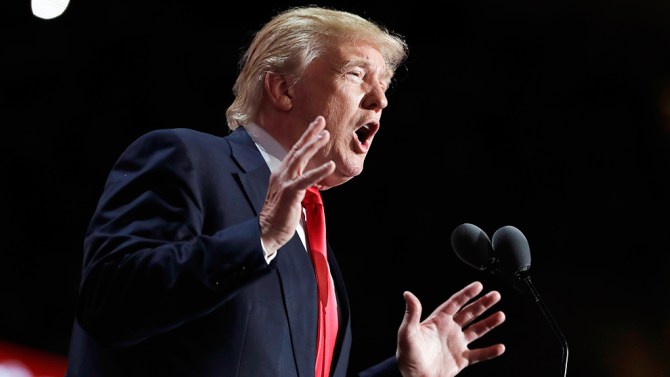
xmin=288 ymin=41 xmax=391 ymax=189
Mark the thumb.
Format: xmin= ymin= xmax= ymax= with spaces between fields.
xmin=396 ymin=292 xmax=424 ymax=374
xmin=401 ymin=291 xmax=422 ymax=329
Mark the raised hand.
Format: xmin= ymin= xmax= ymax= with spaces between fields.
xmin=259 ymin=116 xmax=336 ymax=254
xmin=396 ymin=281 xmax=506 ymax=377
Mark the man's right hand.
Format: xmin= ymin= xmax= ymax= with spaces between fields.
xmin=259 ymin=116 xmax=336 ymax=255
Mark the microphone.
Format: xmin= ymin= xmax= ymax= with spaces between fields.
xmin=450 ymin=223 xmax=528 ymax=294
xmin=450 ymin=223 xmax=494 ymax=271
xmin=451 ymin=223 xmax=569 ymax=377
xmin=490 ymin=225 xmax=569 ymax=377
xmin=491 ymin=225 xmax=531 ymax=277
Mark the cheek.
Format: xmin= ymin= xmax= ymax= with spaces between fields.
xmin=323 ymin=109 xmax=351 ymax=146
xmin=328 ymin=92 xmax=361 ymax=120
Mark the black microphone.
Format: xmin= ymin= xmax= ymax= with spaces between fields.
xmin=450 ymin=223 xmax=495 ymax=271
xmin=450 ymin=223 xmax=528 ymax=294
xmin=490 ymin=225 xmax=569 ymax=377
xmin=491 ymin=225 xmax=531 ymax=277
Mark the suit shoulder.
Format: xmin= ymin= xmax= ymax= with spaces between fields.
xmin=139 ymin=127 xmax=227 ymax=142
xmin=129 ymin=128 xmax=231 ymax=150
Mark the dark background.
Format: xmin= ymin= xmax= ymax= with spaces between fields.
xmin=2 ymin=0 xmax=670 ymax=376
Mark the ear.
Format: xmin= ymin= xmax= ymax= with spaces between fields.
xmin=264 ymin=72 xmax=293 ymax=111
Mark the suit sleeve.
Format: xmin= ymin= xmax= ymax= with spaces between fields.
xmin=75 ymin=129 xmax=272 ymax=347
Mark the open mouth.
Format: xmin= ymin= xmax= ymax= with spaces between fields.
xmin=355 ymin=122 xmax=379 ymax=145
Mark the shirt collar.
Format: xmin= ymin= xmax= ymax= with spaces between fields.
xmin=244 ymin=122 xmax=286 ymax=173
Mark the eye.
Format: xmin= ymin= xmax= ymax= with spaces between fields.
xmin=347 ymin=68 xmax=365 ymax=81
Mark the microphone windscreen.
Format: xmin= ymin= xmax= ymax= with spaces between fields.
xmin=450 ymin=223 xmax=494 ymax=271
xmin=491 ymin=225 xmax=531 ymax=275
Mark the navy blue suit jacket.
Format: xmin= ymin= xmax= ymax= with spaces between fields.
xmin=64 ymin=127 xmax=399 ymax=377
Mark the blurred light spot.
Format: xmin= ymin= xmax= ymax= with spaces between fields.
xmin=31 ymin=0 xmax=70 ymax=20
xmin=0 ymin=360 xmax=32 ymax=377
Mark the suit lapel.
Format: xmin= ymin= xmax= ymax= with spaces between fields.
xmin=227 ymin=128 xmax=269 ymax=214
xmin=277 ymin=237 xmax=319 ymax=377
xmin=327 ymin=246 xmax=352 ymax=377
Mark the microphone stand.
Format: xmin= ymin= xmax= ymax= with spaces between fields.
xmin=520 ymin=274 xmax=569 ymax=377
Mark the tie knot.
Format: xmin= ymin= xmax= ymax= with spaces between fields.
xmin=302 ymin=186 xmax=323 ymax=206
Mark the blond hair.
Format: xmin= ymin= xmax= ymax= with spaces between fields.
xmin=225 ymin=6 xmax=408 ymax=130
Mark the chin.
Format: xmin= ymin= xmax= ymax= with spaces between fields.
xmin=322 ymin=157 xmax=365 ymax=188
xmin=322 ymin=176 xmax=352 ymax=190
xmin=322 ymin=169 xmax=360 ymax=189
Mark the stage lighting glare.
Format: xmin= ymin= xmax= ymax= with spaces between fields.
xmin=31 ymin=0 xmax=70 ymax=20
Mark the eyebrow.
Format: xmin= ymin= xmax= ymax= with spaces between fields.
xmin=342 ymin=59 xmax=393 ymax=85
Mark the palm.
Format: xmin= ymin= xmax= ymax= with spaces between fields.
xmin=396 ymin=282 xmax=506 ymax=377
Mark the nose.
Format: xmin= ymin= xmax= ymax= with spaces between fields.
xmin=361 ymin=84 xmax=388 ymax=111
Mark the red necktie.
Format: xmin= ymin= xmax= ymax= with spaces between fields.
xmin=302 ymin=186 xmax=338 ymax=377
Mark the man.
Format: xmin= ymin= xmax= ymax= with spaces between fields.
xmin=65 ymin=6 xmax=505 ymax=377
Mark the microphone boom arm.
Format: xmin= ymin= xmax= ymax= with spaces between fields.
xmin=521 ymin=274 xmax=569 ymax=377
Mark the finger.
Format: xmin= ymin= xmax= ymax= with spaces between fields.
xmin=400 ymin=291 xmax=422 ymax=331
xmin=430 ymin=281 xmax=484 ymax=317
xmin=465 ymin=343 xmax=506 ymax=365
xmin=287 ymin=116 xmax=326 ymax=157
xmin=297 ymin=160 xmax=336 ymax=188
xmin=464 ymin=311 xmax=506 ymax=344
xmin=452 ymin=290 xmax=501 ymax=327
xmin=283 ymin=116 xmax=328 ymax=177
